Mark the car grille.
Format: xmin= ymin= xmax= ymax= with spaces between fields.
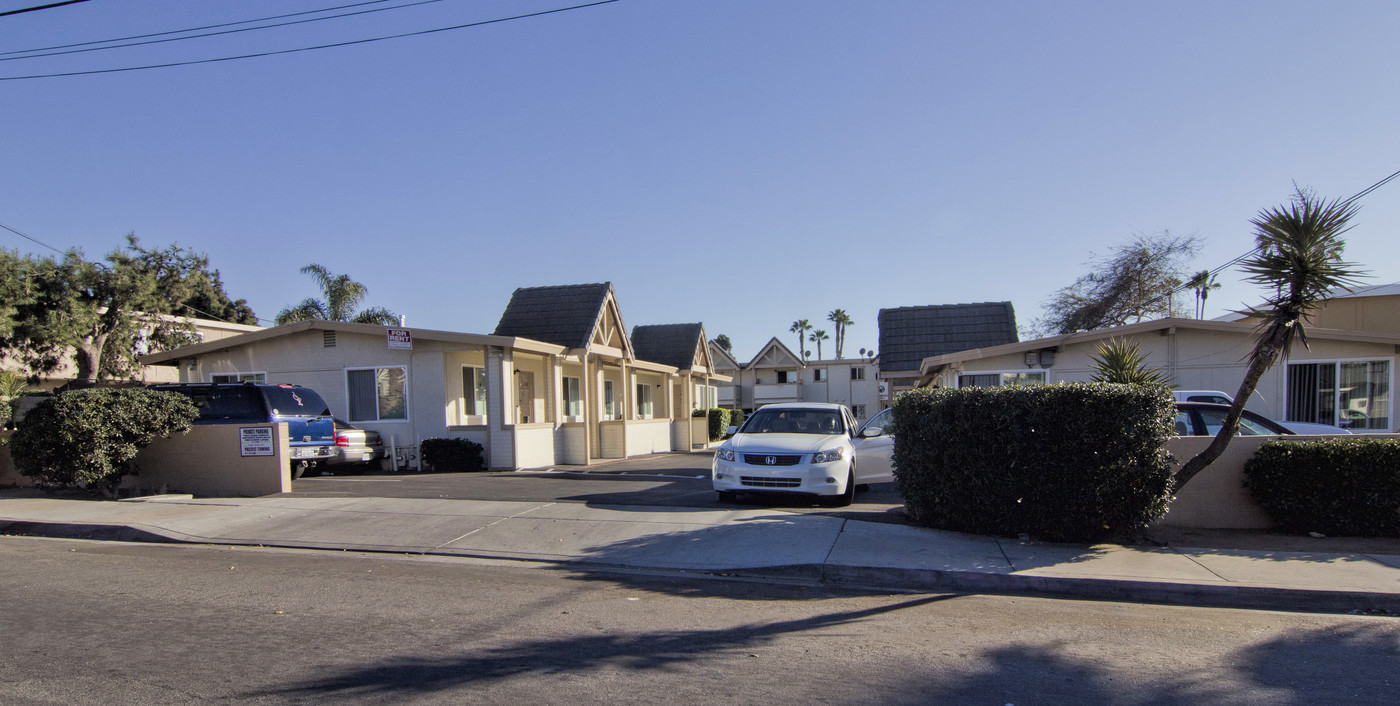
xmin=741 ymin=476 xmax=803 ymax=488
xmin=743 ymin=454 xmax=802 ymax=466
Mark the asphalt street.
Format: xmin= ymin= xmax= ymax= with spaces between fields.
xmin=4 ymin=536 xmax=1398 ymax=705
xmin=290 ymin=451 xmax=914 ymax=525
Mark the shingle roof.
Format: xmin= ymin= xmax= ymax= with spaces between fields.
xmin=631 ymin=323 xmax=704 ymax=369
xmin=878 ymin=302 xmax=1018 ymax=373
xmin=493 ymin=283 xmax=615 ymax=349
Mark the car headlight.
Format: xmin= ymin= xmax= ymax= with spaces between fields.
xmin=716 ymin=447 xmax=735 ymax=462
xmin=812 ymin=447 xmax=844 ymax=463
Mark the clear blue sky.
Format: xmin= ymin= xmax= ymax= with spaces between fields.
xmin=3 ymin=0 xmax=1398 ymax=360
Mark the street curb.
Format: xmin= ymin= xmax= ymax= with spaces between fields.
xmin=3 ymin=518 xmax=1396 ymax=615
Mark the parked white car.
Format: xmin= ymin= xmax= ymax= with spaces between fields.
xmin=1172 ymin=390 xmax=1352 ymax=435
xmin=712 ymin=402 xmax=894 ymax=507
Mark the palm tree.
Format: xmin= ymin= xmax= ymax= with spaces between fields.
xmin=1184 ymin=269 xmax=1221 ymax=319
xmin=809 ymin=329 xmax=829 ymax=360
xmin=789 ymin=319 xmax=811 ymax=360
xmin=827 ymin=309 xmax=854 ymax=358
xmin=1174 ymin=191 xmax=1365 ymax=492
xmin=275 ymin=264 xmax=399 ymax=325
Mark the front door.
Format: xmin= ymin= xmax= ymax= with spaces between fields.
xmin=515 ymin=371 xmax=534 ymax=424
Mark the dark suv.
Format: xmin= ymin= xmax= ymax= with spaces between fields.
xmin=150 ymin=382 xmax=336 ymax=478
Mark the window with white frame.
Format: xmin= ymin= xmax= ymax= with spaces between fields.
xmin=635 ymin=383 xmax=653 ymax=419
xmin=461 ymin=366 xmax=488 ymax=421
xmin=958 ymin=371 xmax=1048 ymax=388
xmin=852 ymin=404 xmax=866 ymax=419
xmin=1287 ymin=360 xmax=1391 ymax=431
xmin=210 ymin=372 xmax=266 ymax=383
xmin=694 ymin=383 xmax=718 ymax=410
xmin=347 ymin=367 xmax=407 ymax=422
xmin=851 ymin=367 xmax=866 ymax=381
xmin=604 ymin=380 xmax=616 ymax=420
xmin=813 ymin=368 xmax=827 ymax=382
xmin=777 ymin=370 xmax=794 ymax=383
xmin=563 ymin=377 xmax=582 ymax=419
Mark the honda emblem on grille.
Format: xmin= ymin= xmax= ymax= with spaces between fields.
xmin=766 ymin=456 xmax=776 ymax=465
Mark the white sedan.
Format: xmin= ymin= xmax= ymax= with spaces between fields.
xmin=712 ymin=402 xmax=894 ymax=507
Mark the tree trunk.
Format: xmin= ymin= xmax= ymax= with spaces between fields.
xmin=1172 ymin=344 xmax=1280 ymax=492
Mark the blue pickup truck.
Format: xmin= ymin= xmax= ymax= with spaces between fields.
xmin=150 ymin=382 xmax=336 ymax=479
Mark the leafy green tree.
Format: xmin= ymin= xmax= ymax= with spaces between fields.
xmin=1089 ymin=338 xmax=1171 ymax=385
xmin=9 ymin=388 xmax=198 ymax=494
xmin=2 ymin=235 xmax=238 ymax=384
xmin=713 ymin=334 xmax=733 ymax=355
xmin=1174 ymin=191 xmax=1366 ymax=491
xmin=276 ymin=264 xmax=398 ymax=325
xmin=809 ymin=329 xmax=829 ymax=360
xmin=827 ymin=309 xmax=854 ymax=358
xmin=0 ymin=369 xmax=26 ymax=426
xmin=0 ymin=247 xmax=34 ymax=339
xmin=1036 ymin=232 xmax=1201 ymax=335
xmin=789 ymin=319 xmax=811 ymax=360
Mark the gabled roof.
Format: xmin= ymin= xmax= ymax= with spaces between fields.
xmin=878 ymin=302 xmax=1018 ymax=373
xmin=631 ymin=323 xmax=709 ymax=371
xmin=708 ymin=341 xmax=741 ymax=371
xmin=493 ymin=282 xmax=632 ymax=357
xmin=747 ymin=337 xmax=805 ymax=369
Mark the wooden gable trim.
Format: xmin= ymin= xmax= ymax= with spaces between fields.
xmin=585 ymin=289 xmax=634 ymax=360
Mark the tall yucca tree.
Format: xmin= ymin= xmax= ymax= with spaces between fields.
xmin=276 ymin=264 xmax=399 ymax=325
xmin=1173 ymin=191 xmax=1366 ymax=491
xmin=789 ymin=319 xmax=811 ymax=360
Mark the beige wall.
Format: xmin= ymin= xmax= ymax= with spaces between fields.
xmin=937 ymin=328 xmax=1399 ymax=428
xmin=1308 ymin=294 xmax=1400 ymax=334
xmin=2 ymin=425 xmax=290 ymax=497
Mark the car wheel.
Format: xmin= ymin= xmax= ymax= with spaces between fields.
xmin=717 ymin=490 xmax=738 ymax=504
xmin=822 ymin=468 xmax=855 ymax=508
xmin=290 ymin=463 xmax=306 ymax=480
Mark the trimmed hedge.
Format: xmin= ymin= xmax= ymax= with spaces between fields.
xmin=9 ymin=388 xmax=198 ymax=492
xmin=419 ymin=437 xmax=486 ymax=472
xmin=1244 ymin=438 xmax=1400 ymax=536
xmin=706 ymin=408 xmax=730 ymax=441
xmin=888 ymin=383 xmax=1175 ymax=542
xmin=728 ymin=408 xmax=745 ymax=428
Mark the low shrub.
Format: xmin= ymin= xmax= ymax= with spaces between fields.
xmin=706 ymin=408 xmax=731 ymax=441
xmin=9 ymin=388 xmax=198 ymax=492
xmin=728 ymin=408 xmax=745 ymax=428
xmin=888 ymin=382 xmax=1175 ymax=542
xmin=419 ymin=437 xmax=486 ymax=473
xmin=1244 ymin=438 xmax=1400 ymax=536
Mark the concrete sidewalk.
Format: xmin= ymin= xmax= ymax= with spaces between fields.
xmin=2 ymin=493 xmax=1398 ymax=614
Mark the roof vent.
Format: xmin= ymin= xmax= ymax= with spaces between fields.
xmin=323 ymin=330 xmax=337 ymax=348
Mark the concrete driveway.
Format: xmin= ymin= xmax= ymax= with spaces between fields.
xmin=288 ymin=451 xmax=913 ymax=525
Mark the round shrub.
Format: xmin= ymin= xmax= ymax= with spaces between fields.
xmin=419 ymin=437 xmax=486 ymax=472
xmin=1244 ymin=438 xmax=1400 ymax=536
xmin=888 ymin=382 xmax=1175 ymax=542
xmin=9 ymin=387 xmax=198 ymax=492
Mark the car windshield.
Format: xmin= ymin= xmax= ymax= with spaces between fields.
xmin=742 ymin=408 xmax=845 ymax=435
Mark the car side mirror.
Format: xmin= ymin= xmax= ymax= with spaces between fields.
xmin=861 ymin=427 xmax=885 ymax=439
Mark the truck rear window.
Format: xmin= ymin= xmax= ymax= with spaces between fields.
xmin=264 ymin=387 xmax=331 ymax=417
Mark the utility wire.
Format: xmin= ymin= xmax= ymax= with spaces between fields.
xmin=0 ymin=0 xmax=621 ymax=80
xmin=0 ymin=0 xmax=89 ymax=19
xmin=1162 ymin=168 xmax=1400 ymax=313
xmin=0 ymin=0 xmax=451 ymax=63
xmin=1 ymin=0 xmax=401 ymax=56
xmin=0 ymin=220 xmax=65 ymax=254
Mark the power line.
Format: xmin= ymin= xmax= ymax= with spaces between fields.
xmin=1 ymin=0 xmax=401 ymax=56
xmin=0 ymin=0 xmax=451 ymax=63
xmin=0 ymin=220 xmax=66 ymax=254
xmin=0 ymin=0 xmax=622 ymax=81
xmin=0 ymin=0 xmax=90 ymax=19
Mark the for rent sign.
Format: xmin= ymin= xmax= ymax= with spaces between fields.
xmin=387 ymin=328 xmax=412 ymax=350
